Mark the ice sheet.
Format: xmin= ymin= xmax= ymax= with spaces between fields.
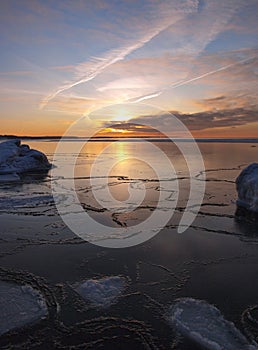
xmin=169 ymin=298 xmax=256 ymax=350
xmin=236 ymin=163 xmax=258 ymax=213
xmin=0 ymin=281 xmax=48 ymax=336
xmin=0 ymin=139 xmax=51 ymax=181
xmin=74 ymin=276 xmax=127 ymax=307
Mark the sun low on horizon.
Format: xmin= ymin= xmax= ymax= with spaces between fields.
xmin=0 ymin=0 xmax=258 ymax=138
xmin=1 ymin=2 xmax=258 ymax=349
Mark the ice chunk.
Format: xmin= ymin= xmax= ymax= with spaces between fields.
xmin=0 ymin=281 xmax=48 ymax=336
xmin=0 ymin=139 xmax=51 ymax=181
xmin=168 ymin=298 xmax=256 ymax=350
xmin=236 ymin=163 xmax=258 ymax=213
xmin=0 ymin=139 xmax=20 ymax=164
xmin=74 ymin=276 xmax=127 ymax=307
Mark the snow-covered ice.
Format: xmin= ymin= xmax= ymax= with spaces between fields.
xmin=73 ymin=276 xmax=127 ymax=307
xmin=0 ymin=281 xmax=48 ymax=336
xmin=236 ymin=163 xmax=258 ymax=213
xmin=168 ymin=298 xmax=256 ymax=350
xmin=0 ymin=139 xmax=51 ymax=182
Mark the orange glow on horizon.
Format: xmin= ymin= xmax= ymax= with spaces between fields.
xmin=1 ymin=120 xmax=258 ymax=139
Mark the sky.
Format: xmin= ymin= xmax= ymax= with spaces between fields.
xmin=0 ymin=0 xmax=258 ymax=137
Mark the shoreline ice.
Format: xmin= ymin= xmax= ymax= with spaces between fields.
xmin=0 ymin=139 xmax=51 ymax=182
xmin=236 ymin=163 xmax=258 ymax=213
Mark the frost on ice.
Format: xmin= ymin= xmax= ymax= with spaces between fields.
xmin=0 ymin=139 xmax=51 ymax=182
xmin=0 ymin=281 xmax=48 ymax=336
xmin=168 ymin=298 xmax=256 ymax=350
xmin=73 ymin=276 xmax=127 ymax=307
xmin=236 ymin=163 xmax=258 ymax=214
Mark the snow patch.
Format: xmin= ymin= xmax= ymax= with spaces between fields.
xmin=168 ymin=298 xmax=256 ymax=350
xmin=0 ymin=281 xmax=48 ymax=336
xmin=0 ymin=139 xmax=51 ymax=182
xmin=236 ymin=163 xmax=258 ymax=213
xmin=73 ymin=276 xmax=127 ymax=307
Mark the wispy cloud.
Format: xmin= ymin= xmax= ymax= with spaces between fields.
xmin=169 ymin=56 xmax=255 ymax=89
xmin=40 ymin=1 xmax=197 ymax=108
xmin=89 ymin=0 xmax=245 ymax=108
xmin=125 ymin=0 xmax=245 ymax=104
xmin=44 ymin=95 xmax=106 ymax=114
xmin=179 ymin=0 xmax=244 ymax=54
xmin=195 ymin=92 xmax=258 ymax=111
xmin=40 ymin=30 xmax=167 ymax=108
xmin=129 ymin=55 xmax=255 ymax=104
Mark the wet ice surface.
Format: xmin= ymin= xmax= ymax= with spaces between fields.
xmin=0 ymin=281 xmax=48 ymax=336
xmin=169 ymin=298 xmax=256 ymax=350
xmin=73 ymin=276 xmax=128 ymax=307
xmin=0 ymin=141 xmax=258 ymax=349
xmin=0 ymin=195 xmax=54 ymax=211
xmin=1 ymin=141 xmax=257 ymax=241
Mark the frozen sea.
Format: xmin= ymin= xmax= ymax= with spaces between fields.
xmin=0 ymin=139 xmax=257 ymax=349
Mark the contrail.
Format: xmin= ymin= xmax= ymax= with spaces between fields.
xmin=129 ymin=56 xmax=255 ymax=104
xmin=131 ymin=91 xmax=163 ymax=103
xmin=40 ymin=11 xmax=192 ymax=109
xmin=41 ymin=0 xmax=243 ymax=110
xmin=170 ymin=56 xmax=254 ymax=89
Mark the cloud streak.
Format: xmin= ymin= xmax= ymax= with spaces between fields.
xmin=129 ymin=55 xmax=255 ymax=103
xmin=170 ymin=56 xmax=255 ymax=88
xmin=125 ymin=0 xmax=247 ymax=105
xmin=40 ymin=29 xmax=165 ymax=108
xmin=41 ymin=1 xmax=197 ymax=109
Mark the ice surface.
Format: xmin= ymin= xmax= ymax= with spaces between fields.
xmin=0 ymin=195 xmax=54 ymax=210
xmin=0 ymin=139 xmax=51 ymax=181
xmin=0 ymin=281 xmax=48 ymax=336
xmin=169 ymin=298 xmax=256 ymax=350
xmin=236 ymin=163 xmax=258 ymax=213
xmin=74 ymin=276 xmax=127 ymax=307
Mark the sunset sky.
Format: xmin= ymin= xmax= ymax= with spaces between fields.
xmin=0 ymin=0 xmax=258 ymax=137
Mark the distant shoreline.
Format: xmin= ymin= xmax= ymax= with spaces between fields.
xmin=1 ymin=135 xmax=258 ymax=143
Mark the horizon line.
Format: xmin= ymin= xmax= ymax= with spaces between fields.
xmin=1 ymin=135 xmax=258 ymax=142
